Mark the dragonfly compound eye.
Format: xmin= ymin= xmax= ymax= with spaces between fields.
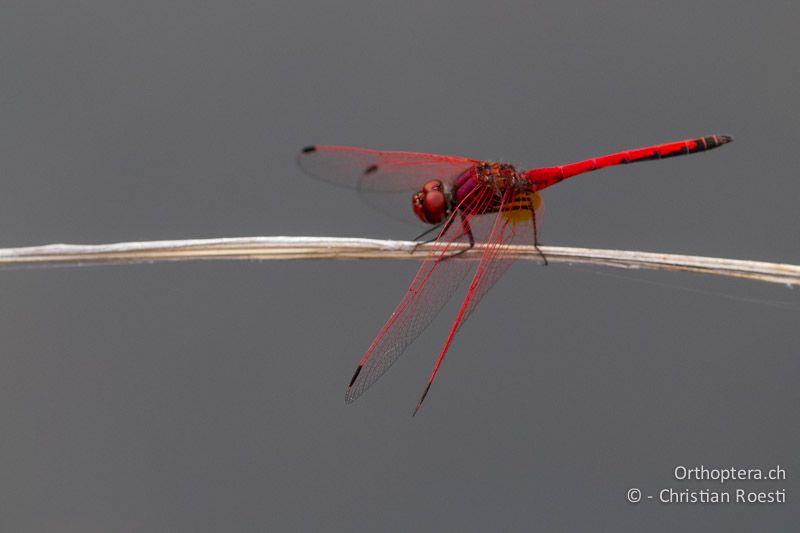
xmin=412 ymin=179 xmax=449 ymax=224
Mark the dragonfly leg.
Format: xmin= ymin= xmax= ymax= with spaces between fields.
xmin=412 ymin=222 xmax=444 ymax=242
xmin=444 ymin=213 xmax=474 ymax=260
xmin=409 ymin=222 xmax=445 ymax=256
xmin=526 ymin=197 xmax=548 ymax=266
xmin=411 ymin=212 xmax=473 ymax=260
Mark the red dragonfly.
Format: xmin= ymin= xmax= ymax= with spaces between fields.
xmin=298 ymin=135 xmax=732 ymax=414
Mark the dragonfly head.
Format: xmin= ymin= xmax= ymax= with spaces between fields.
xmin=412 ymin=179 xmax=452 ymax=224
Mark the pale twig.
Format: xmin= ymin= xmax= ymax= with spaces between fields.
xmin=0 ymin=236 xmax=797 ymax=287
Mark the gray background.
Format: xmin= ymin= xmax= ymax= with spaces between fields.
xmin=0 ymin=1 xmax=798 ymax=531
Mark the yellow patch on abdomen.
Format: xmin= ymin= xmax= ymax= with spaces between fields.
xmin=502 ymin=191 xmax=543 ymax=225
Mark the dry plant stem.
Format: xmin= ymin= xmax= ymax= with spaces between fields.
xmin=0 ymin=236 xmax=797 ymax=287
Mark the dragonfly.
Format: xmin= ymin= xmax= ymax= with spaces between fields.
xmin=298 ymin=134 xmax=732 ymax=414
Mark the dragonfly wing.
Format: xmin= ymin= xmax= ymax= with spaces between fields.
xmin=458 ymin=191 xmax=543 ymax=325
xmin=298 ymin=145 xmax=477 ymax=192
xmin=356 ymin=187 xmax=425 ymax=226
xmin=345 ymin=184 xmax=498 ymax=403
xmin=413 ymin=189 xmax=543 ymax=414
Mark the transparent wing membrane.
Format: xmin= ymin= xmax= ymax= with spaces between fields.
xmin=298 ymin=145 xmax=477 ymax=192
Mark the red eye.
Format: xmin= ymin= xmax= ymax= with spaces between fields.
xmin=412 ymin=180 xmax=449 ymax=224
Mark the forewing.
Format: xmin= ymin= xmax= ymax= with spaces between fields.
xmin=298 ymin=145 xmax=477 ymax=192
xmin=344 ymin=185 xmax=497 ymax=403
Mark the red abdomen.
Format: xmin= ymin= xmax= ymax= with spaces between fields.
xmin=522 ymin=134 xmax=732 ymax=191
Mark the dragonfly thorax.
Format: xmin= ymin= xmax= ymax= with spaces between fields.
xmin=476 ymin=161 xmax=521 ymax=191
